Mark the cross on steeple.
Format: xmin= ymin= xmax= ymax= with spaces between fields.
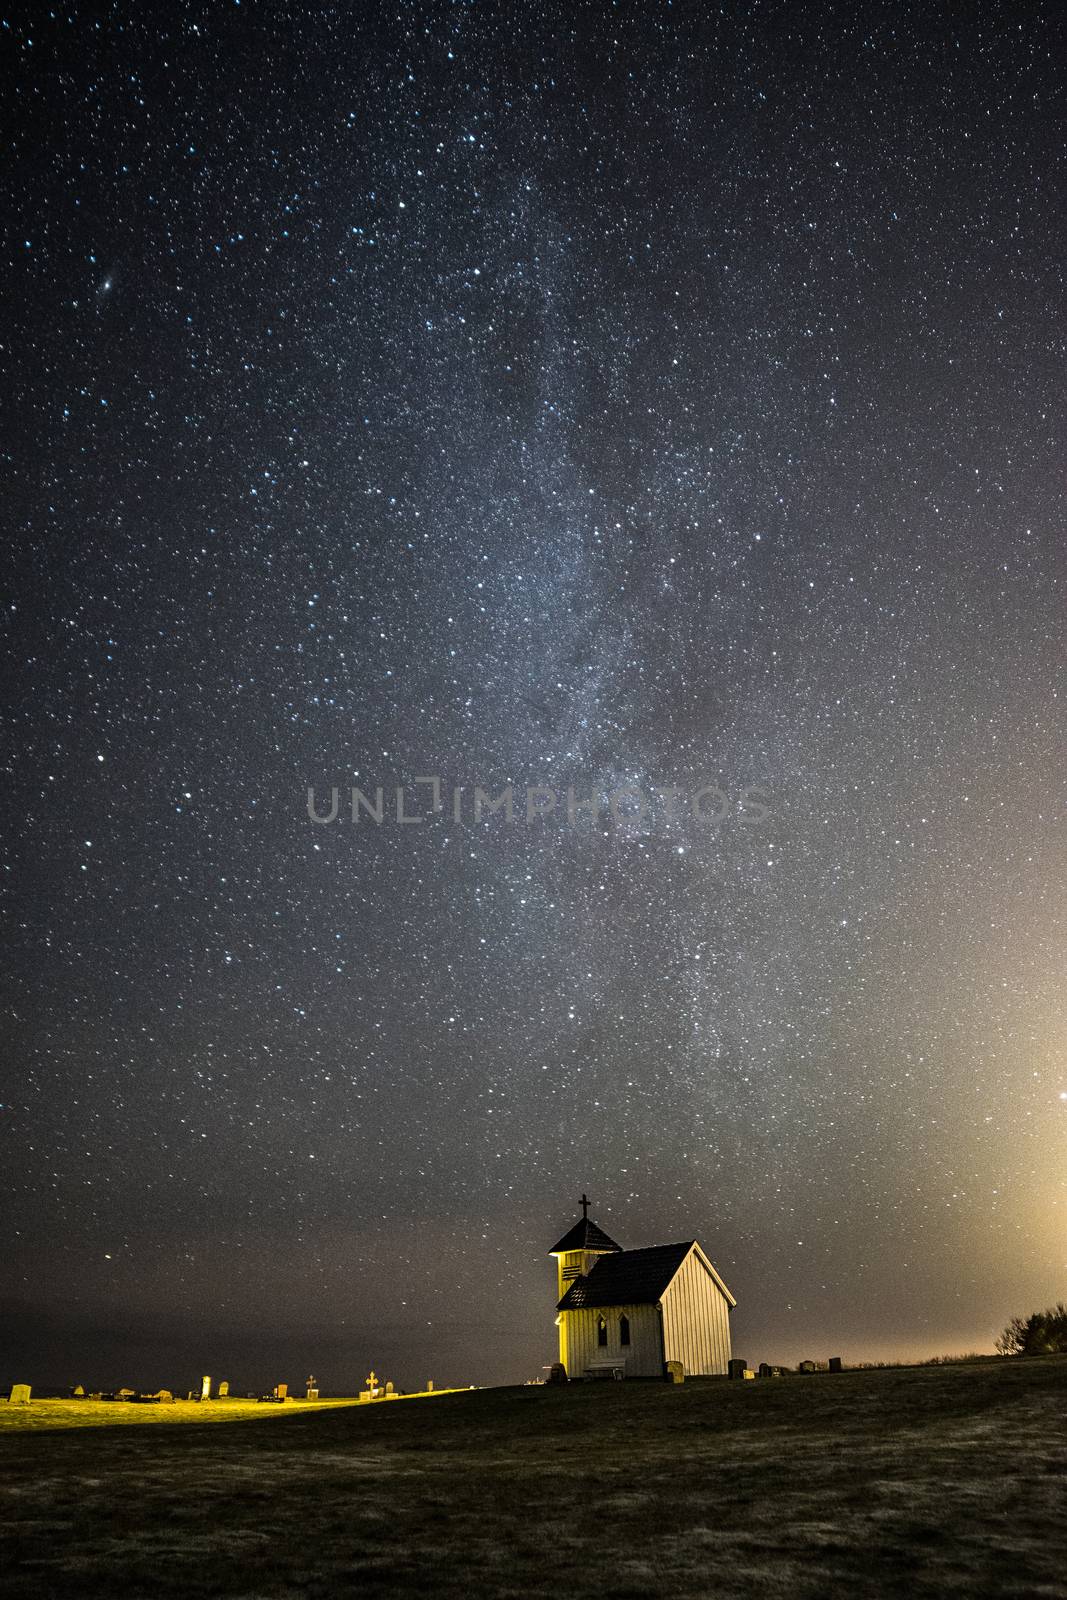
xmin=581 ymin=1193 xmax=590 ymax=1220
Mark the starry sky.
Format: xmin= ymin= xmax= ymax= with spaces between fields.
xmin=2 ymin=1 xmax=1064 ymax=1395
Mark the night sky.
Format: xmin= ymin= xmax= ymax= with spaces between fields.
xmin=2 ymin=2 xmax=1064 ymax=1396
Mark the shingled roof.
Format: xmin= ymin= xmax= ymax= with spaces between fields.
xmin=556 ymin=1241 xmax=694 ymax=1310
xmin=548 ymin=1216 xmax=623 ymax=1256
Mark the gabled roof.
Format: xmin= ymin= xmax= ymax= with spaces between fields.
xmin=556 ymin=1241 xmax=695 ymax=1309
xmin=548 ymin=1216 xmax=623 ymax=1256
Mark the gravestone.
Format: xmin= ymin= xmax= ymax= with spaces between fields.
xmin=828 ymin=1356 xmax=843 ymax=1373
xmin=115 ymin=1387 xmax=136 ymax=1400
xmin=758 ymin=1363 xmax=773 ymax=1378
xmin=72 ymin=1385 xmax=85 ymax=1397
xmin=385 ymin=1380 xmax=394 ymax=1396
xmin=545 ymin=1363 xmax=568 ymax=1385
xmin=742 ymin=1369 xmax=756 ymax=1380
xmin=201 ymin=1375 xmax=211 ymax=1401
xmin=9 ymin=1384 xmax=31 ymax=1405
xmin=218 ymin=1381 xmax=229 ymax=1398
xmin=664 ymin=1360 xmax=685 ymax=1384
xmin=306 ymin=1374 xmax=318 ymax=1400
xmin=798 ymin=1359 xmax=816 ymax=1374
xmin=427 ymin=1379 xmax=434 ymax=1392
xmin=274 ymin=1382 xmax=288 ymax=1401
xmin=727 ymin=1358 xmax=748 ymax=1380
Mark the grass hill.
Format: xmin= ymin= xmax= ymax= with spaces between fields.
xmin=2 ymin=1356 xmax=1065 ymax=1597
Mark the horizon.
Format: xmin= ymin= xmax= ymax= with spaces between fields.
xmin=2 ymin=1196 xmax=1048 ymax=1393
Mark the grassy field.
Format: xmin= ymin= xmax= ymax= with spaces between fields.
xmin=0 ymin=1396 xmax=366 ymax=1434
xmin=1 ymin=1357 xmax=1064 ymax=1598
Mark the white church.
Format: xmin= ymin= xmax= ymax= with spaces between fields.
xmin=550 ymin=1197 xmax=735 ymax=1378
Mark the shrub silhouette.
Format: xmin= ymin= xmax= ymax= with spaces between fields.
xmin=996 ymin=1304 xmax=1067 ymax=1356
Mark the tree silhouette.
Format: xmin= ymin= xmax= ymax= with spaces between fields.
xmin=996 ymin=1304 xmax=1067 ymax=1356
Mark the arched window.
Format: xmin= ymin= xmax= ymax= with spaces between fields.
xmin=597 ymin=1316 xmax=608 ymax=1347
xmin=620 ymin=1315 xmax=631 ymax=1347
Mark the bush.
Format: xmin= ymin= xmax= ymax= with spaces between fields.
xmin=996 ymin=1305 xmax=1067 ymax=1356
xmin=921 ymin=1353 xmax=992 ymax=1366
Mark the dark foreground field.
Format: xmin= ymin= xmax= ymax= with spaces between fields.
xmin=2 ymin=1358 xmax=1065 ymax=1599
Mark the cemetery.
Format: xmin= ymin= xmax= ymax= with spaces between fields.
xmin=0 ymin=1371 xmax=456 ymax=1437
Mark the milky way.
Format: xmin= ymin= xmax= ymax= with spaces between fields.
xmin=2 ymin=3 xmax=1064 ymax=1392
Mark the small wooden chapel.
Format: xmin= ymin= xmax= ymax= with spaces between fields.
xmin=550 ymin=1197 xmax=735 ymax=1378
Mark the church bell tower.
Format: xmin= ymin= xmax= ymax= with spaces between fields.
xmin=548 ymin=1195 xmax=623 ymax=1358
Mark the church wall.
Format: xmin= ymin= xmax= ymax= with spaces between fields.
xmin=560 ymin=1305 xmax=663 ymax=1378
xmin=659 ymin=1248 xmax=732 ymax=1375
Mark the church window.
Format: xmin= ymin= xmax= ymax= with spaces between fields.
xmin=597 ymin=1316 xmax=608 ymax=1347
xmin=620 ymin=1315 xmax=631 ymax=1346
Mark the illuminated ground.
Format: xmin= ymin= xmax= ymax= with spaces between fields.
xmin=0 ymin=1391 xmax=458 ymax=1434
xmin=0 ymin=1395 xmax=365 ymax=1433
xmin=2 ymin=1357 xmax=1064 ymax=1597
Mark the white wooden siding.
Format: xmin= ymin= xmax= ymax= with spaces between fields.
xmin=659 ymin=1247 xmax=733 ymax=1375
xmin=560 ymin=1305 xmax=662 ymax=1377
